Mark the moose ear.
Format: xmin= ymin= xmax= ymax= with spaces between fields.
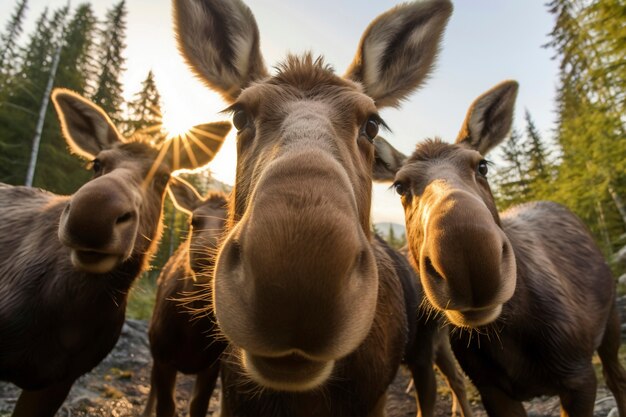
xmin=173 ymin=0 xmax=268 ymax=103
xmin=165 ymin=121 xmax=231 ymax=172
xmin=51 ymin=88 xmax=122 ymax=160
xmin=345 ymin=0 xmax=452 ymax=109
xmin=456 ymin=80 xmax=519 ymax=155
xmin=373 ymin=136 xmax=407 ymax=182
xmin=168 ymin=176 xmax=203 ymax=215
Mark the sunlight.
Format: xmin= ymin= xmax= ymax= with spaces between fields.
xmin=161 ymin=107 xmax=196 ymax=139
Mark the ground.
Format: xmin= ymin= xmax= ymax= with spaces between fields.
xmin=1 ymin=296 xmax=624 ymax=417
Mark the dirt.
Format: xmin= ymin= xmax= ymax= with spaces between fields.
xmin=1 ymin=296 xmax=624 ymax=417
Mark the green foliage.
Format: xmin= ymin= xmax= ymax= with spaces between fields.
xmin=57 ymin=3 xmax=99 ymax=95
xmin=0 ymin=0 xmax=28 ymax=88
xmin=492 ymin=128 xmax=529 ymax=209
xmin=91 ymin=0 xmax=126 ymax=124
xmin=0 ymin=6 xmax=58 ymax=186
xmin=125 ymin=69 xmax=165 ymax=142
xmin=545 ymin=0 xmax=626 ymax=257
xmin=126 ymin=275 xmax=157 ymax=320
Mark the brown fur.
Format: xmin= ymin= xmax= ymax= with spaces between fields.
xmin=173 ymin=0 xmax=455 ymax=415
xmin=0 ymin=90 xmax=229 ymax=417
xmin=144 ymin=183 xmax=229 ymax=417
xmin=389 ymin=81 xmax=626 ymax=417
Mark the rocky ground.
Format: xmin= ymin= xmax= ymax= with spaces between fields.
xmin=1 ymin=296 xmax=624 ymax=417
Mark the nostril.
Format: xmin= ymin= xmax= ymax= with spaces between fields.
xmin=424 ymin=256 xmax=444 ymax=280
xmin=116 ymin=212 xmax=134 ymax=224
xmin=226 ymin=239 xmax=241 ymax=269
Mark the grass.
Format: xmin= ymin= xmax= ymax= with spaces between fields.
xmin=126 ymin=273 xmax=158 ymax=321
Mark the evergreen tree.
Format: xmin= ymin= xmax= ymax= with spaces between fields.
xmin=0 ymin=7 xmax=59 ymax=185
xmin=56 ymin=3 xmax=98 ymax=95
xmin=92 ymin=0 xmax=127 ymax=124
xmin=523 ymin=109 xmax=554 ymax=200
xmin=492 ymin=128 xmax=528 ymax=210
xmin=546 ymin=0 xmax=626 ymax=255
xmin=32 ymin=3 xmax=101 ymax=193
xmin=0 ymin=0 xmax=29 ymax=87
xmin=126 ymin=70 xmax=165 ymax=142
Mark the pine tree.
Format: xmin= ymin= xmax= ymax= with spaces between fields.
xmin=32 ymin=3 xmax=101 ymax=193
xmin=126 ymin=70 xmax=165 ymax=142
xmin=492 ymin=128 xmax=528 ymax=210
xmin=56 ymin=3 xmax=98 ymax=95
xmin=92 ymin=0 xmax=127 ymax=124
xmin=523 ymin=109 xmax=554 ymax=200
xmin=546 ymin=0 xmax=626 ymax=255
xmin=0 ymin=0 xmax=29 ymax=87
xmin=0 ymin=7 xmax=59 ymax=185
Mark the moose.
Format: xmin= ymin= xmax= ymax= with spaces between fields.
xmin=374 ymin=80 xmax=626 ymax=417
xmin=144 ymin=177 xmax=228 ymax=417
xmin=0 ymin=89 xmax=230 ymax=417
xmin=172 ymin=0 xmax=465 ymax=414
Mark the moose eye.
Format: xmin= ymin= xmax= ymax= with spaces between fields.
xmin=477 ymin=160 xmax=489 ymax=177
xmin=393 ymin=181 xmax=409 ymax=197
xmin=233 ymin=110 xmax=249 ymax=131
xmin=362 ymin=117 xmax=380 ymax=142
xmin=91 ymin=159 xmax=102 ymax=174
xmin=156 ymin=173 xmax=170 ymax=188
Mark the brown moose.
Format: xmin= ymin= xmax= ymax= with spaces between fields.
xmin=143 ymin=177 xmax=228 ymax=417
xmin=0 ymin=89 xmax=230 ymax=417
xmin=375 ymin=80 xmax=626 ymax=417
xmin=172 ymin=0 xmax=466 ymax=415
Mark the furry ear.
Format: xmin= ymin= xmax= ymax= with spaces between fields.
xmin=165 ymin=121 xmax=232 ymax=172
xmin=168 ymin=176 xmax=203 ymax=215
xmin=173 ymin=0 xmax=268 ymax=103
xmin=345 ymin=0 xmax=452 ymax=108
xmin=456 ymin=80 xmax=519 ymax=155
xmin=373 ymin=136 xmax=407 ymax=182
xmin=51 ymin=88 xmax=122 ymax=160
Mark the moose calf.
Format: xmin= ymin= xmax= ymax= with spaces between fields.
xmin=144 ymin=177 xmax=228 ymax=417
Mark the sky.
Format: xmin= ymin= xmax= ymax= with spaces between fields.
xmin=1 ymin=0 xmax=559 ymax=226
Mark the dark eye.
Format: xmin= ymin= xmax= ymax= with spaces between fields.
xmin=92 ymin=159 xmax=101 ymax=174
xmin=362 ymin=117 xmax=379 ymax=142
xmin=393 ymin=181 xmax=408 ymax=197
xmin=233 ymin=110 xmax=249 ymax=131
xmin=191 ymin=216 xmax=202 ymax=229
xmin=157 ymin=173 xmax=170 ymax=187
xmin=477 ymin=160 xmax=489 ymax=177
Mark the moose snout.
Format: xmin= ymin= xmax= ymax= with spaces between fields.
xmin=419 ymin=192 xmax=516 ymax=326
xmin=58 ymin=177 xmax=140 ymax=273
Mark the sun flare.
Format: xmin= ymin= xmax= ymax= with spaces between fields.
xmin=161 ymin=107 xmax=197 ymax=139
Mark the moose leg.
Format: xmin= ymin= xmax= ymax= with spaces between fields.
xmin=558 ymin=363 xmax=597 ymax=417
xmin=142 ymin=367 xmax=158 ymax=417
xmin=12 ymin=379 xmax=73 ymax=417
xmin=478 ymin=385 xmax=527 ymax=417
xmin=434 ymin=338 xmax=473 ymax=417
xmin=151 ymin=361 xmax=178 ymax=417
xmin=407 ymin=358 xmax=437 ymax=417
xmin=189 ymin=362 xmax=220 ymax=417
xmin=597 ymin=303 xmax=626 ymax=417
